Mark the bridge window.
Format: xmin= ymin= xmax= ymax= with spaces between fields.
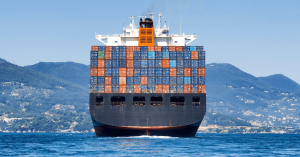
xmin=133 ymin=96 xmax=145 ymax=106
xmin=151 ymin=96 xmax=163 ymax=106
xmin=170 ymin=97 xmax=185 ymax=106
xmin=111 ymin=96 xmax=126 ymax=106
xmin=96 ymin=96 xmax=103 ymax=106
xmin=192 ymin=96 xmax=200 ymax=106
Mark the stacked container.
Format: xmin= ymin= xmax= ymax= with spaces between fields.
xmin=90 ymin=46 xmax=206 ymax=93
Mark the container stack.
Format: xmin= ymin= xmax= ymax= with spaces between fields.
xmin=90 ymin=46 xmax=206 ymax=93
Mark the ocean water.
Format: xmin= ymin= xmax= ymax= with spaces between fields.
xmin=0 ymin=133 xmax=299 ymax=156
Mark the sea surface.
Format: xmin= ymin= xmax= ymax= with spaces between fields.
xmin=0 ymin=133 xmax=299 ymax=156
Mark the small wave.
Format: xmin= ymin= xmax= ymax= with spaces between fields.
xmin=116 ymin=135 xmax=178 ymax=139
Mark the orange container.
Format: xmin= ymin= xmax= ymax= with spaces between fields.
xmin=97 ymin=59 xmax=105 ymax=67
xmin=198 ymin=68 xmax=205 ymax=77
xmin=119 ymin=85 xmax=127 ymax=93
xmin=148 ymin=46 xmax=155 ymax=51
xmin=126 ymin=51 xmax=134 ymax=59
xmin=105 ymin=77 xmax=112 ymax=85
xmin=191 ymin=51 xmax=198 ymax=59
xmin=105 ymin=46 xmax=112 ymax=52
xmin=119 ymin=68 xmax=127 ymax=77
xmin=97 ymin=68 xmax=105 ymax=76
xmin=134 ymin=46 xmax=140 ymax=51
xmin=169 ymin=46 xmax=176 ymax=51
xmin=162 ymin=60 xmax=170 ymax=68
xmin=162 ymin=85 xmax=170 ymax=93
xmin=133 ymin=85 xmax=141 ymax=93
xmin=155 ymin=85 xmax=162 ymax=93
xmin=141 ymin=76 xmax=148 ymax=85
xmin=105 ymin=51 xmax=112 ymax=59
xmin=198 ymin=85 xmax=205 ymax=93
xmin=184 ymin=68 xmax=191 ymax=76
xmin=91 ymin=46 xmax=98 ymax=51
xmin=169 ymin=68 xmax=177 ymax=76
xmin=105 ymin=85 xmax=112 ymax=93
xmin=126 ymin=60 xmax=134 ymax=68
xmin=184 ymin=85 xmax=191 ymax=93
xmin=154 ymin=46 xmax=161 ymax=51
xmin=126 ymin=68 xmax=134 ymax=77
xmin=90 ymin=67 xmax=97 ymax=76
xmin=175 ymin=46 xmax=183 ymax=51
xmin=126 ymin=46 xmax=134 ymax=52
xmin=119 ymin=77 xmax=126 ymax=85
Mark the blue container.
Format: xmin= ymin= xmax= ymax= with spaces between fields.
xmin=134 ymin=68 xmax=141 ymax=76
xmin=141 ymin=51 xmax=148 ymax=59
xmin=191 ymin=85 xmax=198 ymax=93
xmin=141 ymin=46 xmax=147 ymax=51
xmin=120 ymin=46 xmax=126 ymax=51
xmin=191 ymin=68 xmax=198 ymax=76
xmin=120 ymin=51 xmax=126 ymax=59
xmin=119 ymin=60 xmax=126 ymax=67
xmin=199 ymin=60 xmax=205 ymax=68
xmin=112 ymin=51 xmax=119 ymax=59
xmin=190 ymin=46 xmax=196 ymax=51
xmin=156 ymin=77 xmax=162 ymax=84
xmin=155 ymin=68 xmax=162 ymax=76
xmin=177 ymin=77 xmax=184 ymax=84
xmin=90 ymin=76 xmax=97 ymax=84
xmin=148 ymin=85 xmax=155 ymax=93
xmin=192 ymin=77 xmax=198 ymax=85
xmin=141 ymin=68 xmax=148 ymax=76
xmin=148 ymin=60 xmax=155 ymax=67
xmin=184 ymin=77 xmax=191 ymax=84
xmin=199 ymin=77 xmax=205 ymax=85
xmin=97 ymin=85 xmax=105 ymax=92
xmin=141 ymin=60 xmax=148 ymax=68
xmin=127 ymin=85 xmax=134 ymax=93
xmin=155 ymin=60 xmax=162 ymax=67
xmin=112 ymin=85 xmax=119 ymax=93
xmin=112 ymin=77 xmax=119 ymax=84
xmin=148 ymin=51 xmax=155 ymax=59
xmin=162 ymin=46 xmax=169 ymax=51
xmin=148 ymin=68 xmax=155 ymax=76
xmin=170 ymin=85 xmax=177 ymax=93
xmin=99 ymin=46 xmax=105 ymax=51
xmin=176 ymin=60 xmax=184 ymax=68
xmin=183 ymin=51 xmax=191 ymax=59
xmin=141 ymin=85 xmax=148 ymax=93
xmin=126 ymin=77 xmax=134 ymax=85
xmin=162 ymin=68 xmax=169 ymax=76
xmin=105 ymin=60 xmax=112 ymax=67
xmin=177 ymin=85 xmax=184 ymax=93
xmin=177 ymin=68 xmax=184 ymax=76
xmin=90 ymin=51 xmax=98 ymax=60
xmin=170 ymin=77 xmax=177 ymax=84
xmin=184 ymin=60 xmax=191 ymax=67
xmin=196 ymin=46 xmax=204 ymax=51
xmin=90 ymin=60 xmax=97 ymax=67
xmin=134 ymin=76 xmax=141 ymax=84
xmin=162 ymin=51 xmax=169 ymax=59
xmin=134 ymin=51 xmax=141 ymax=59
xmin=112 ymin=68 xmax=119 ymax=76
xmin=97 ymin=76 xmax=105 ymax=84
xmin=155 ymin=51 xmax=163 ymax=59
xmin=170 ymin=51 xmax=177 ymax=59
xmin=112 ymin=60 xmax=119 ymax=68
xmin=177 ymin=51 xmax=184 ymax=59
xmin=199 ymin=51 xmax=205 ymax=60
xmin=183 ymin=46 xmax=190 ymax=52
xmin=148 ymin=77 xmax=156 ymax=84
xmin=112 ymin=46 xmax=120 ymax=51
xmin=134 ymin=60 xmax=141 ymax=67
xmin=105 ymin=68 xmax=112 ymax=76
xmin=90 ymin=84 xmax=97 ymax=92
xmin=163 ymin=77 xmax=169 ymax=84
xmin=170 ymin=60 xmax=176 ymax=68
xmin=191 ymin=60 xmax=199 ymax=67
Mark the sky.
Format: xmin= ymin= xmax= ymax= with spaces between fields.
xmin=0 ymin=0 xmax=300 ymax=84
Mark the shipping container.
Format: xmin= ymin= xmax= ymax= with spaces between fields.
xmin=126 ymin=46 xmax=134 ymax=52
xmin=198 ymin=85 xmax=205 ymax=93
xmin=141 ymin=46 xmax=147 ymax=51
xmin=112 ymin=68 xmax=119 ymax=76
xmin=141 ymin=60 xmax=148 ymax=68
xmin=191 ymin=51 xmax=198 ymax=59
xmin=141 ymin=85 xmax=148 ymax=93
xmin=120 ymin=46 xmax=126 ymax=51
xmin=183 ymin=46 xmax=190 ymax=52
xmin=175 ymin=46 xmax=183 ymax=51
xmin=98 ymin=51 xmax=105 ymax=59
xmin=105 ymin=46 xmax=113 ymax=52
xmin=90 ymin=76 xmax=97 ymax=84
xmin=148 ymin=51 xmax=155 ymax=59
xmin=155 ymin=68 xmax=162 ymax=76
xmin=112 ymin=51 xmax=119 ymax=59
xmin=183 ymin=60 xmax=191 ymax=67
xmin=169 ymin=51 xmax=177 ymax=59
xmin=112 ymin=77 xmax=119 ymax=84
xmin=155 ymin=59 xmax=162 ymax=67
xmin=170 ymin=77 xmax=177 ymax=84
xmin=141 ymin=76 xmax=148 ymax=85
xmin=177 ymin=68 xmax=184 ymax=76
xmin=199 ymin=60 xmax=205 ymax=68
xmin=127 ymin=85 xmax=134 ymax=93
xmin=169 ymin=46 xmax=176 ymax=51
xmin=133 ymin=46 xmax=140 ymax=51
xmin=133 ymin=85 xmax=141 ymax=93
xmin=177 ymin=85 xmax=184 ymax=93
xmin=134 ymin=68 xmax=141 ymax=76
xmin=170 ymin=85 xmax=177 ymax=93
xmin=141 ymin=51 xmax=148 ymax=59
xmin=191 ymin=68 xmax=198 ymax=76
xmin=176 ymin=60 xmax=184 ymax=68
xmin=126 ymin=77 xmax=134 ymax=85
xmin=177 ymin=51 xmax=184 ymax=59
xmin=162 ymin=60 xmax=170 ymax=68
xmin=112 ymin=46 xmax=120 ymax=52
xmin=191 ymin=85 xmax=198 ymax=93
xmin=198 ymin=68 xmax=205 ymax=77
xmin=170 ymin=60 xmax=176 ymax=68
xmin=190 ymin=46 xmax=196 ymax=51
xmin=91 ymin=51 xmax=98 ymax=60
xmin=184 ymin=68 xmax=191 ymax=76
xmin=91 ymin=46 xmax=98 ymax=51
xmin=105 ymin=51 xmax=112 ymax=59
xmin=105 ymin=85 xmax=112 ymax=93
xmin=162 ymin=85 xmax=169 ymax=93
xmin=148 ymin=85 xmax=155 ymax=93
xmin=155 ymin=51 xmax=163 ymax=59
xmin=163 ymin=77 xmax=170 ymax=84
xmin=155 ymin=85 xmax=162 ymax=93
xmin=163 ymin=51 xmax=169 ymax=59
xmin=199 ymin=77 xmax=205 ymax=85
xmin=169 ymin=68 xmax=177 ymax=76
xmin=98 ymin=46 xmax=105 ymax=51
xmin=105 ymin=77 xmax=112 ymax=85
xmin=119 ymin=77 xmax=126 ymax=85
xmin=126 ymin=68 xmax=134 ymax=77
xmin=134 ymin=60 xmax=141 ymax=67
xmin=90 ymin=67 xmax=97 ymax=76
xmin=112 ymin=85 xmax=119 ymax=93
xmin=97 ymin=85 xmax=105 ymax=93
xmin=191 ymin=60 xmax=199 ymax=67
xmin=156 ymin=77 xmax=162 ymax=84
xmin=134 ymin=51 xmax=141 ymax=59
xmin=105 ymin=60 xmax=112 ymax=67
xmin=105 ymin=68 xmax=112 ymax=76
xmin=119 ymin=60 xmax=126 ymax=67
xmin=184 ymin=85 xmax=191 ymax=93
xmin=148 ymin=77 xmax=155 ymax=84
xmin=199 ymin=51 xmax=205 ymax=60
xmin=148 ymin=60 xmax=155 ymax=67
xmin=126 ymin=60 xmax=134 ymax=68
xmin=184 ymin=77 xmax=191 ymax=84
xmin=154 ymin=46 xmax=161 ymax=51
xmin=126 ymin=51 xmax=134 ymax=59
xmin=120 ymin=51 xmax=126 ymax=59
xmin=141 ymin=68 xmax=148 ymax=76
xmin=112 ymin=60 xmax=119 ymax=68
xmin=196 ymin=46 xmax=204 ymax=51
xmin=148 ymin=68 xmax=155 ymax=76
xmin=97 ymin=68 xmax=105 ymax=76
xmin=191 ymin=77 xmax=198 ymax=85
xmin=177 ymin=77 xmax=184 ymax=84
xmin=90 ymin=84 xmax=97 ymax=93
xmin=162 ymin=46 xmax=169 ymax=51
xmin=119 ymin=85 xmax=126 ymax=93
xmin=97 ymin=59 xmax=105 ymax=67
xmin=148 ymin=46 xmax=155 ymax=51
xmin=162 ymin=68 xmax=169 ymax=76
xmin=119 ymin=68 xmax=127 ymax=77
xmin=90 ymin=60 xmax=97 ymax=67
xmin=97 ymin=76 xmax=105 ymax=84
xmin=134 ymin=76 xmax=141 ymax=84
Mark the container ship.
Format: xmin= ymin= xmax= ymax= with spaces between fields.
xmin=89 ymin=13 xmax=206 ymax=137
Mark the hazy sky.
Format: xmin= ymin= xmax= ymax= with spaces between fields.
xmin=1 ymin=0 xmax=299 ymax=84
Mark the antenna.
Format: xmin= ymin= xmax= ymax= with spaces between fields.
xmin=147 ymin=13 xmax=154 ymax=20
xmin=180 ymin=10 xmax=181 ymax=36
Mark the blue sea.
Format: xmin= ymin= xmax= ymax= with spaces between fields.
xmin=0 ymin=133 xmax=299 ymax=156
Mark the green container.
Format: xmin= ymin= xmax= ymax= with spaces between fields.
xmin=98 ymin=51 xmax=105 ymax=59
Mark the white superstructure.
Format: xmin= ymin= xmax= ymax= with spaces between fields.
xmin=95 ymin=12 xmax=196 ymax=46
